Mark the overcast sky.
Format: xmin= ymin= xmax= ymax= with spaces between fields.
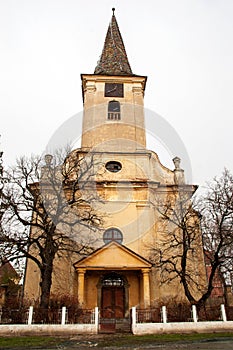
xmin=0 ymin=0 xmax=233 ymax=188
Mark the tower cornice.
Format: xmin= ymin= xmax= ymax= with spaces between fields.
xmin=81 ymin=74 xmax=147 ymax=103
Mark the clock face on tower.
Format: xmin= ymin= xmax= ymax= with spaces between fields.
xmin=105 ymin=83 xmax=124 ymax=97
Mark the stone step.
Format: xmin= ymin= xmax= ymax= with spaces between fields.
xmin=99 ymin=318 xmax=131 ymax=333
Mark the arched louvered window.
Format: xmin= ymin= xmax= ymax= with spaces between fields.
xmin=108 ymin=101 xmax=121 ymax=120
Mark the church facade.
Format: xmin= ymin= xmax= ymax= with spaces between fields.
xmin=24 ymin=11 xmax=207 ymax=317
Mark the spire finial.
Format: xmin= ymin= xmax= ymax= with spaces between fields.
xmin=112 ymin=8 xmax=115 ymax=15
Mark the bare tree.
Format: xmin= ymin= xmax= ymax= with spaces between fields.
xmin=198 ymin=168 xmax=233 ymax=304
xmin=0 ymin=150 xmax=10 ymax=261
xmin=150 ymin=187 xmax=204 ymax=306
xmin=150 ymin=169 xmax=233 ymax=308
xmin=0 ymin=148 xmax=102 ymax=311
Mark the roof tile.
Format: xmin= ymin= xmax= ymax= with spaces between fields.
xmin=94 ymin=11 xmax=133 ymax=76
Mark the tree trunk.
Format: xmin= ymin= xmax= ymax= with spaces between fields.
xmin=39 ymin=225 xmax=57 ymax=311
xmin=40 ymin=263 xmax=53 ymax=309
xmin=39 ymin=253 xmax=55 ymax=322
xmin=180 ymin=231 xmax=197 ymax=305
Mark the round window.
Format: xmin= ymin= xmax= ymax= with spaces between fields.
xmin=105 ymin=161 xmax=122 ymax=173
xmin=103 ymin=228 xmax=123 ymax=244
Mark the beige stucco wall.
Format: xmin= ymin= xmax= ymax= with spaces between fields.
xmin=23 ymin=146 xmax=206 ymax=307
xmin=23 ymin=251 xmax=80 ymax=303
xmin=23 ymin=72 xmax=207 ymax=310
xmin=81 ymin=75 xmax=146 ymax=151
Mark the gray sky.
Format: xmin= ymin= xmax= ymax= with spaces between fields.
xmin=0 ymin=0 xmax=233 ymax=188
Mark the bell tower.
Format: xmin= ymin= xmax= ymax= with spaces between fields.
xmin=81 ymin=9 xmax=147 ymax=152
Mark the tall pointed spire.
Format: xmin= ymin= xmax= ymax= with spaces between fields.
xmin=94 ymin=9 xmax=133 ymax=76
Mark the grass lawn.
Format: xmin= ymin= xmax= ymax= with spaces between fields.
xmin=0 ymin=336 xmax=58 ymax=349
xmin=0 ymin=333 xmax=233 ymax=349
xmin=98 ymin=332 xmax=233 ymax=347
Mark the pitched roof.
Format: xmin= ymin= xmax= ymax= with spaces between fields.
xmin=0 ymin=261 xmax=20 ymax=285
xmin=94 ymin=9 xmax=133 ymax=76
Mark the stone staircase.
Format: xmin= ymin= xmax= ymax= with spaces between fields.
xmin=99 ymin=317 xmax=131 ymax=333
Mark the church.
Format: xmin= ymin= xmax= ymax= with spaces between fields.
xmin=23 ymin=10 xmax=207 ymax=319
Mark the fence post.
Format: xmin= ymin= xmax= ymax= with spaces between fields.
xmin=221 ymin=304 xmax=227 ymax=322
xmin=192 ymin=305 xmax=198 ymax=322
xmin=94 ymin=307 xmax=99 ymax=332
xmin=28 ymin=306 xmax=33 ymax=325
xmin=161 ymin=306 xmax=167 ymax=323
xmin=131 ymin=306 xmax=136 ymax=326
xmin=61 ymin=306 xmax=66 ymax=325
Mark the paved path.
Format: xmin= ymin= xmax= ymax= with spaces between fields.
xmin=57 ymin=337 xmax=233 ymax=350
xmin=139 ymin=340 xmax=233 ymax=350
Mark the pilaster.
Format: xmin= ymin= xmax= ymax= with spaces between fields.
xmin=77 ymin=268 xmax=86 ymax=306
xmin=141 ymin=268 xmax=150 ymax=308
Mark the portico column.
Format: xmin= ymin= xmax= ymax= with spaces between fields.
xmin=77 ymin=268 xmax=86 ymax=306
xmin=141 ymin=269 xmax=150 ymax=308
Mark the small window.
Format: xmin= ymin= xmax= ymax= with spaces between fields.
xmin=102 ymin=273 xmax=124 ymax=287
xmin=108 ymin=101 xmax=120 ymax=120
xmin=105 ymin=161 xmax=122 ymax=173
xmin=103 ymin=228 xmax=123 ymax=244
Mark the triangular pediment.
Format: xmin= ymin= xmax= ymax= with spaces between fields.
xmin=74 ymin=242 xmax=152 ymax=270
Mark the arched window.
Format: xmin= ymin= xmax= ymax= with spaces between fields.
xmin=103 ymin=228 xmax=123 ymax=244
xmin=108 ymin=101 xmax=121 ymax=120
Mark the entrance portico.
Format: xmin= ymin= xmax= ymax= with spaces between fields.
xmin=74 ymin=242 xmax=152 ymax=313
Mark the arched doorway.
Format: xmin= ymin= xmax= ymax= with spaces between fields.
xmin=99 ymin=273 xmax=129 ymax=319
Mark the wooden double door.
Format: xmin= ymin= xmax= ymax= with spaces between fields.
xmin=101 ymin=286 xmax=125 ymax=318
